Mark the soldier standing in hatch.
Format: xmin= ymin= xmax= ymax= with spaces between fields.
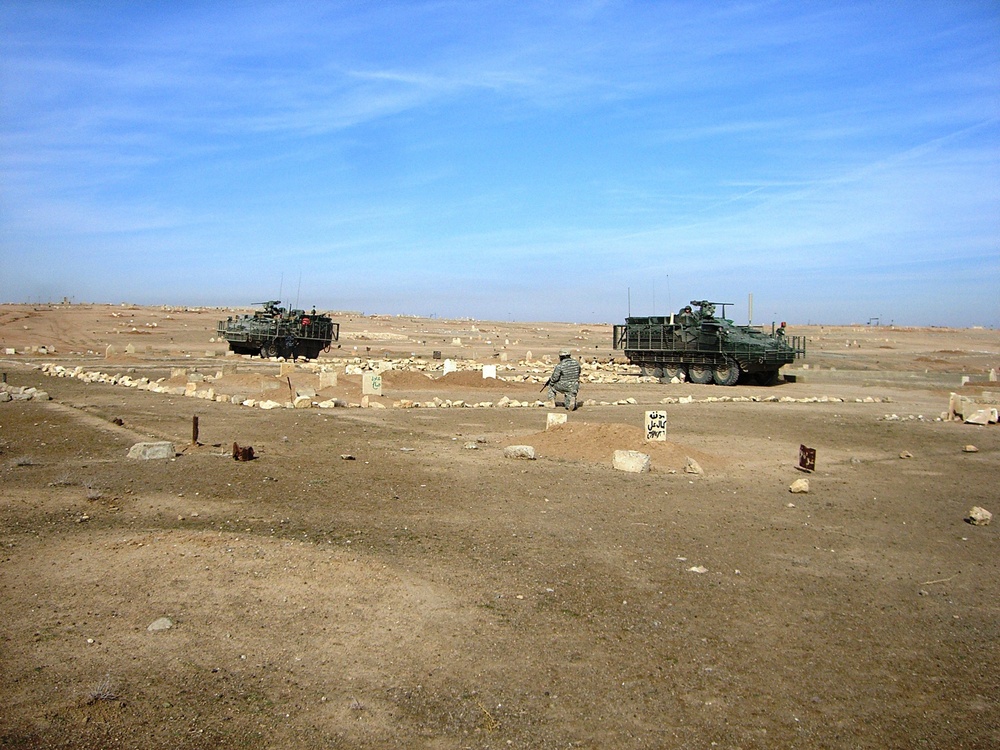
xmin=547 ymin=349 xmax=581 ymax=411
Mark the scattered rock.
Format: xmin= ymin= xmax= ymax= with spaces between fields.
xmin=899 ymin=451 xmax=913 ymax=459
xmin=789 ymin=478 xmax=810 ymax=493
xmin=963 ymin=445 xmax=979 ymax=453
xmin=147 ymin=617 xmax=173 ymax=632
xmin=965 ymin=506 xmax=992 ymax=526
xmin=612 ymin=450 xmax=650 ymax=473
xmin=504 ymin=445 xmax=536 ymax=460
xmin=340 ymin=454 xmax=356 ymax=461
xmin=687 ymin=566 xmax=708 ymax=574
xmin=684 ymin=457 xmax=704 ymax=475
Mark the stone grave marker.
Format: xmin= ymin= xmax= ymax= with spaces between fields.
xmin=362 ymin=372 xmax=383 ymax=396
xmin=645 ymin=410 xmax=667 ymax=441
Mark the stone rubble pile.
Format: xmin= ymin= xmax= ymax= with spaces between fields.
xmin=0 ymin=383 xmax=50 ymax=402
xmin=29 ymin=361 xmax=897 ymax=413
xmin=659 ymin=394 xmax=888 ymax=404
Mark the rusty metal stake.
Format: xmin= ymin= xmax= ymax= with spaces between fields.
xmin=192 ymin=415 xmax=199 ymax=446
xmin=232 ymin=442 xmax=255 ymax=461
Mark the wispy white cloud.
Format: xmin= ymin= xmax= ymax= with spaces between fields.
xmin=1 ymin=1 xmax=997 ymax=325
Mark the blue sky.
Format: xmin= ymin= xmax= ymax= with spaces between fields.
xmin=2 ymin=1 xmax=998 ymax=327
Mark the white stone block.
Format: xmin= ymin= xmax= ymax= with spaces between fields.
xmin=546 ymin=413 xmax=568 ymax=429
xmin=127 ymin=441 xmax=176 ymax=460
xmin=482 ymin=365 xmax=497 ymax=379
xmin=613 ymin=450 xmax=650 ymax=473
xmin=503 ymin=445 xmax=536 ymax=460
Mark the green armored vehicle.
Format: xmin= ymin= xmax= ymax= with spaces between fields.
xmin=217 ymin=301 xmax=340 ymax=360
xmin=612 ymin=300 xmax=805 ymax=385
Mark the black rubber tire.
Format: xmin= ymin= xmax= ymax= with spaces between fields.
xmin=688 ymin=364 xmax=713 ymax=384
xmin=663 ymin=364 xmax=685 ymax=381
xmin=713 ymin=360 xmax=740 ymax=386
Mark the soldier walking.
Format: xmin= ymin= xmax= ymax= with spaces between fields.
xmin=547 ymin=349 xmax=581 ymax=411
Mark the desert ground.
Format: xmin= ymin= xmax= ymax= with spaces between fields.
xmin=1 ymin=302 xmax=997 ymax=749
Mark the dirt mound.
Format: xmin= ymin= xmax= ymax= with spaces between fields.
xmin=509 ymin=421 xmax=722 ymax=470
xmin=433 ymin=370 xmax=536 ymax=390
xmin=215 ymin=372 xmax=280 ymax=389
xmin=380 ymin=370 xmax=436 ymax=388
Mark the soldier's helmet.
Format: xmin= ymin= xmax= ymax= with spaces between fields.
xmin=559 ymin=349 xmax=571 ymax=358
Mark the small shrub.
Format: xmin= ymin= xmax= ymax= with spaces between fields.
xmin=86 ymin=673 xmax=119 ymax=704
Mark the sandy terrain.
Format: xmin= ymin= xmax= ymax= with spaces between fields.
xmin=1 ymin=303 xmax=998 ymax=749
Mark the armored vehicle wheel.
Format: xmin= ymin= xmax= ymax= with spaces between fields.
xmin=713 ymin=360 xmax=740 ymax=386
xmin=688 ymin=364 xmax=713 ymax=384
xmin=262 ymin=341 xmax=278 ymax=358
xmin=663 ymin=364 xmax=685 ymax=381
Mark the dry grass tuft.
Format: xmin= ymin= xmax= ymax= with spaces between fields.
xmin=86 ymin=673 xmax=119 ymax=704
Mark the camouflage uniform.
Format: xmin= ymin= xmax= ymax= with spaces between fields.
xmin=548 ymin=350 xmax=581 ymax=410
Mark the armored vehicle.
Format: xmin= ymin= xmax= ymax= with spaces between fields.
xmin=612 ymin=300 xmax=805 ymax=385
xmin=217 ymin=301 xmax=339 ymax=360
